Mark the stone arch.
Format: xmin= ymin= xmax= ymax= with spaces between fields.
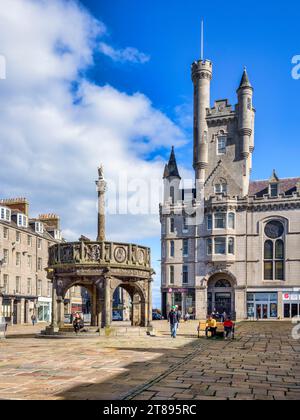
xmin=206 ymin=271 xmax=236 ymax=317
xmin=110 ymin=278 xmax=148 ymax=327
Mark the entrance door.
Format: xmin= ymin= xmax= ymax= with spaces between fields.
xmin=215 ymin=293 xmax=231 ymax=315
xmin=256 ymin=303 xmax=268 ymax=319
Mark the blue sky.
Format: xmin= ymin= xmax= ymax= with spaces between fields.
xmin=0 ymin=0 xmax=299 ymax=308
xmin=83 ymin=0 xmax=300 ymax=176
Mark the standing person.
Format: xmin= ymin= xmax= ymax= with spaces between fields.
xmin=31 ymin=313 xmax=37 ymax=326
xmin=223 ymin=317 xmax=235 ymax=340
xmin=184 ymin=312 xmax=190 ymax=322
xmin=205 ymin=316 xmax=217 ymax=339
xmin=168 ymin=306 xmax=179 ymax=338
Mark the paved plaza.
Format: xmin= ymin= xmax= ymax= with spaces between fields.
xmin=0 ymin=321 xmax=299 ymax=400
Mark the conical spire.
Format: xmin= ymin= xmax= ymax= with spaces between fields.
xmin=163 ymin=146 xmax=181 ymax=179
xmin=239 ymin=67 xmax=252 ymax=89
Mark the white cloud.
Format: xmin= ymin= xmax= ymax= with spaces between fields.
xmin=0 ymin=0 xmax=190 ymax=306
xmin=99 ymin=42 xmax=150 ymax=64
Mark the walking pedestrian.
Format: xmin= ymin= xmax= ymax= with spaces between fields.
xmin=168 ymin=306 xmax=179 ymax=338
xmin=31 ymin=314 xmax=37 ymax=326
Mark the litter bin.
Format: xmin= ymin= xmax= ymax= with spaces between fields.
xmin=0 ymin=317 xmax=7 ymax=339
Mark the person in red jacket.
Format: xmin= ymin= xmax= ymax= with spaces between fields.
xmin=223 ymin=317 xmax=235 ymax=340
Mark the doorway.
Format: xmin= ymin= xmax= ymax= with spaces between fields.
xmin=256 ymin=303 xmax=268 ymax=319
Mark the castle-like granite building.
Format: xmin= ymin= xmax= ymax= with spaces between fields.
xmin=160 ymin=56 xmax=300 ymax=321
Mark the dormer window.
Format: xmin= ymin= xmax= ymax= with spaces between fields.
xmin=53 ymin=230 xmax=62 ymax=240
xmin=215 ymin=182 xmax=227 ymax=195
xmin=17 ymin=214 xmax=28 ymax=228
xmin=217 ymin=136 xmax=227 ymax=155
xmin=35 ymin=222 xmax=44 ymax=234
xmin=0 ymin=207 xmax=11 ymax=222
xmin=270 ymin=183 xmax=278 ymax=197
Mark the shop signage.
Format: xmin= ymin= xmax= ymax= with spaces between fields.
xmin=283 ymin=293 xmax=300 ymax=301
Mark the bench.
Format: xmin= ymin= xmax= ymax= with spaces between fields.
xmin=197 ymin=321 xmax=225 ymax=338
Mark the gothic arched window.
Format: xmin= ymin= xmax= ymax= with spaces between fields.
xmin=264 ymin=221 xmax=285 ymax=281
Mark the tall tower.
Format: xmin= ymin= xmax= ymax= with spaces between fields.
xmin=192 ymin=59 xmax=213 ymax=182
xmin=96 ymin=165 xmax=107 ymax=242
xmin=163 ymin=146 xmax=181 ymax=204
xmin=237 ymin=68 xmax=254 ymax=196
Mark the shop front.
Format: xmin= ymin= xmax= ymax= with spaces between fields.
xmin=37 ymin=297 xmax=51 ymax=323
xmin=163 ymin=288 xmax=196 ymax=318
xmin=247 ymin=292 xmax=278 ymax=320
xmin=283 ymin=291 xmax=300 ymax=318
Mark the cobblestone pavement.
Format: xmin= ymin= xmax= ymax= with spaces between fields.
xmin=0 ymin=321 xmax=299 ymax=400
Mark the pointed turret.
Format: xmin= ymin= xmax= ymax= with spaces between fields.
xmin=238 ymin=67 xmax=252 ymax=90
xmin=163 ymin=147 xmax=181 ymax=179
xmin=269 ymin=169 xmax=279 ymax=183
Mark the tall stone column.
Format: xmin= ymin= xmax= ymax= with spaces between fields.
xmin=104 ymin=277 xmax=111 ymax=328
xmin=57 ymin=297 xmax=65 ymax=329
xmin=132 ymin=294 xmax=141 ymax=326
xmin=50 ymin=279 xmax=58 ymax=330
xmin=20 ymin=298 xmax=25 ymax=325
xmin=195 ymin=287 xmax=207 ymax=320
xmin=96 ymin=166 xmax=107 ymax=242
xmin=147 ymin=278 xmax=153 ymax=327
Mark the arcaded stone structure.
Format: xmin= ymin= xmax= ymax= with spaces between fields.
xmin=47 ymin=169 xmax=153 ymax=333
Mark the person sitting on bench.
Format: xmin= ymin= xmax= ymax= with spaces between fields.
xmin=223 ymin=317 xmax=235 ymax=340
xmin=205 ymin=316 xmax=217 ymax=339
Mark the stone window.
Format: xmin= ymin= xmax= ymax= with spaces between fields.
xmin=207 ymin=214 xmax=212 ymax=230
xmin=183 ymin=217 xmax=188 ymax=232
xmin=170 ymin=241 xmax=175 ymax=258
xmin=27 ymin=235 xmax=32 ymax=246
xmin=215 ymin=182 xmax=227 ymax=195
xmin=16 ymin=231 xmax=21 ymax=243
xmin=16 ymin=252 xmax=21 ymax=267
xmin=169 ymin=266 xmax=174 ymax=285
xmin=27 ymin=278 xmax=32 ymax=294
xmin=3 ymin=249 xmax=9 ymax=264
xmin=214 ymin=237 xmax=226 ymax=255
xmin=16 ymin=276 xmax=21 ymax=294
xmin=270 ymin=183 xmax=278 ymax=197
xmin=228 ymin=213 xmax=235 ymax=229
xmin=182 ymin=265 xmax=188 ymax=284
xmin=0 ymin=207 xmax=11 ymax=222
xmin=3 ymin=227 xmax=9 ymax=240
xmin=214 ymin=213 xmax=226 ymax=229
xmin=170 ymin=218 xmax=175 ymax=233
xmin=207 ymin=238 xmax=212 ymax=255
xmin=228 ymin=237 xmax=235 ymax=254
xmin=183 ymin=239 xmax=189 ymax=257
xmin=264 ymin=220 xmax=285 ymax=281
xmin=217 ymin=136 xmax=227 ymax=154
xmin=3 ymin=274 xmax=9 ymax=293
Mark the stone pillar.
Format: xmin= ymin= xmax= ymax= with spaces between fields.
xmin=104 ymin=277 xmax=111 ymax=328
xmin=91 ymin=285 xmax=97 ymax=327
xmin=0 ymin=295 xmax=3 ymax=319
xmin=147 ymin=278 xmax=153 ymax=327
xmin=195 ymin=287 xmax=207 ymax=320
xmin=95 ymin=166 xmax=107 ymax=242
xmin=235 ymin=287 xmax=246 ymax=321
xmin=10 ymin=299 xmax=14 ymax=325
xmin=132 ymin=294 xmax=141 ymax=326
xmin=57 ymin=297 xmax=65 ymax=329
xmin=20 ymin=298 xmax=25 ymax=325
xmin=50 ymin=280 xmax=58 ymax=330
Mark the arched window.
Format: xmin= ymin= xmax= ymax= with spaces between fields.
xmin=215 ymin=279 xmax=231 ymax=288
xmin=228 ymin=213 xmax=235 ymax=229
xmin=264 ymin=222 xmax=285 ymax=281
